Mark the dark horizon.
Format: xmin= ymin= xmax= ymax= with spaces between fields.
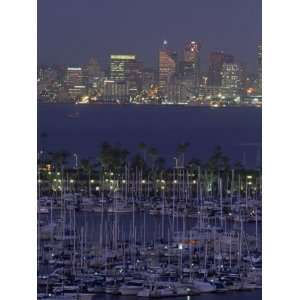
xmin=38 ymin=0 xmax=261 ymax=72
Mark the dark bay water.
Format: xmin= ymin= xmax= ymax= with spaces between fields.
xmin=38 ymin=104 xmax=261 ymax=167
xmin=92 ymin=290 xmax=262 ymax=300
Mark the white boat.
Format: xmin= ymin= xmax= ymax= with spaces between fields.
xmin=192 ymin=280 xmax=216 ymax=292
xmin=137 ymin=282 xmax=175 ymax=297
xmin=119 ymin=280 xmax=145 ymax=295
xmin=40 ymin=295 xmax=77 ymax=300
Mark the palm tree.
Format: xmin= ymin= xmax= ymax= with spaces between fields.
xmin=50 ymin=150 xmax=70 ymax=172
xmin=147 ymin=146 xmax=158 ymax=171
xmin=176 ymin=142 xmax=190 ymax=167
xmin=138 ymin=142 xmax=147 ymax=162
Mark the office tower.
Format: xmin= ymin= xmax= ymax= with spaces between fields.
xmin=221 ymin=63 xmax=241 ymax=92
xmin=159 ymin=41 xmax=177 ymax=95
xmin=257 ymin=43 xmax=262 ymax=94
xmin=102 ymin=80 xmax=129 ymax=104
xmin=64 ymin=67 xmax=86 ymax=99
xmin=181 ymin=41 xmax=201 ymax=89
xmin=110 ymin=54 xmax=137 ymax=81
xmin=65 ymin=67 xmax=83 ymax=87
xmin=208 ymin=52 xmax=234 ymax=86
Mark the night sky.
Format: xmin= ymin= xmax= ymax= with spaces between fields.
xmin=38 ymin=0 xmax=261 ymax=72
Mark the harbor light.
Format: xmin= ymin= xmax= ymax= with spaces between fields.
xmin=178 ymin=243 xmax=183 ymax=250
xmin=122 ymin=180 xmax=126 ymax=184
xmin=110 ymin=172 xmax=114 ymax=176
xmin=38 ymin=179 xmax=42 ymax=183
xmin=142 ymin=180 xmax=146 ymax=184
xmin=105 ymin=179 xmax=109 ymax=182
xmin=70 ymin=179 xmax=74 ymax=183
xmin=192 ymin=180 xmax=197 ymax=184
xmin=90 ymin=179 xmax=95 ymax=183
xmin=95 ymin=186 xmax=100 ymax=191
xmin=57 ymin=172 xmax=60 ymax=176
xmin=48 ymin=172 xmax=51 ymax=175
xmin=247 ymin=175 xmax=252 ymax=179
xmin=109 ymin=186 xmax=113 ymax=190
xmin=173 ymin=180 xmax=178 ymax=184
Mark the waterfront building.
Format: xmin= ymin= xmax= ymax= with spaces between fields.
xmin=64 ymin=67 xmax=86 ymax=100
xmin=65 ymin=67 xmax=83 ymax=87
xmin=159 ymin=40 xmax=177 ymax=95
xmin=208 ymin=52 xmax=234 ymax=86
xmin=257 ymin=43 xmax=262 ymax=94
xmin=166 ymin=79 xmax=190 ymax=104
xmin=102 ymin=80 xmax=129 ymax=104
xmin=68 ymin=85 xmax=87 ymax=100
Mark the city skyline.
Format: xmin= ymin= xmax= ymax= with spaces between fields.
xmin=38 ymin=0 xmax=261 ymax=72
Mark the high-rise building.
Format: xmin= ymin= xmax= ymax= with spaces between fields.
xmin=110 ymin=54 xmax=137 ymax=81
xmin=257 ymin=43 xmax=262 ymax=94
xmin=65 ymin=67 xmax=83 ymax=87
xmin=208 ymin=52 xmax=234 ymax=86
xmin=180 ymin=41 xmax=201 ymax=94
xmin=64 ymin=67 xmax=86 ymax=99
xmin=221 ymin=63 xmax=241 ymax=94
xmin=102 ymin=80 xmax=129 ymax=104
xmin=159 ymin=41 xmax=177 ymax=95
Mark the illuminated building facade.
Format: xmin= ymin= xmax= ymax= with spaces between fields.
xmin=208 ymin=52 xmax=234 ymax=86
xmin=257 ymin=43 xmax=262 ymax=94
xmin=64 ymin=67 xmax=86 ymax=100
xmin=221 ymin=63 xmax=241 ymax=90
xmin=159 ymin=41 xmax=177 ymax=95
xmin=110 ymin=54 xmax=137 ymax=81
xmin=181 ymin=41 xmax=201 ymax=88
xmin=102 ymin=80 xmax=129 ymax=104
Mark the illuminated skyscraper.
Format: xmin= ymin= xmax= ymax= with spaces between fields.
xmin=208 ymin=52 xmax=234 ymax=86
xmin=159 ymin=41 xmax=177 ymax=95
xmin=257 ymin=43 xmax=262 ymax=94
xmin=65 ymin=67 xmax=83 ymax=87
xmin=181 ymin=41 xmax=201 ymax=91
xmin=221 ymin=63 xmax=241 ymax=93
xmin=110 ymin=54 xmax=137 ymax=81
xmin=64 ymin=67 xmax=86 ymax=99
xmin=102 ymin=80 xmax=129 ymax=104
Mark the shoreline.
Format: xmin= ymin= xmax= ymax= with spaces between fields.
xmin=38 ymin=102 xmax=262 ymax=108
